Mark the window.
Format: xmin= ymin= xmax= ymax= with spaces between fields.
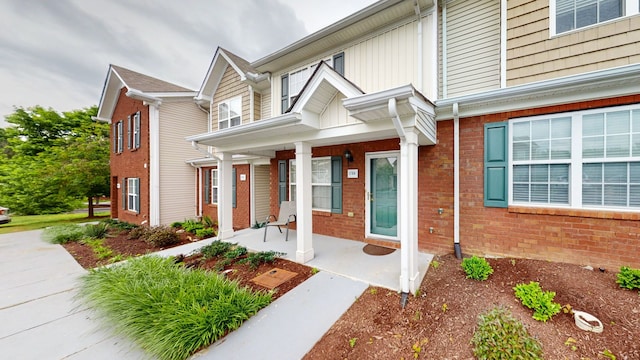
xmin=289 ymin=157 xmax=342 ymax=212
xmin=553 ymin=0 xmax=638 ymax=34
xmin=280 ymin=53 xmax=344 ymax=113
xmin=133 ymin=111 xmax=141 ymax=149
xmin=127 ymin=177 xmax=140 ymax=213
xmin=218 ymin=97 xmax=241 ymax=130
xmin=116 ymin=121 xmax=123 ymax=153
xmin=502 ymin=104 xmax=640 ymax=210
xmin=211 ymin=169 xmax=219 ymax=204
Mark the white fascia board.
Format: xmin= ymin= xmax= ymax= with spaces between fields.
xmin=185 ymin=113 xmax=302 ymax=143
xmin=344 ymin=84 xmax=416 ymax=112
xmin=146 ymin=92 xmax=197 ymax=98
xmin=436 ymin=64 xmax=640 ymax=120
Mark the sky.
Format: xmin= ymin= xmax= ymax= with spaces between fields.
xmin=0 ymin=0 xmax=377 ymax=127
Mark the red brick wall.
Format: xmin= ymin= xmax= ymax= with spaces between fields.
xmin=110 ymin=88 xmax=150 ymax=225
xmin=266 ymin=95 xmax=640 ymax=270
xmin=201 ymin=164 xmax=251 ymax=230
xmin=454 ymin=95 xmax=640 ymax=270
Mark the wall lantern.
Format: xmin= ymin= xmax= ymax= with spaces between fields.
xmin=344 ymin=149 xmax=354 ymax=163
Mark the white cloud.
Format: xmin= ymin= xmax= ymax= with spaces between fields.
xmin=0 ymin=0 xmax=376 ymax=127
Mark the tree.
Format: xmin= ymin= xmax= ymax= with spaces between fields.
xmin=0 ymin=106 xmax=110 ymax=215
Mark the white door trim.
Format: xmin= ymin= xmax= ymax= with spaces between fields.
xmin=365 ymin=150 xmax=400 ymax=241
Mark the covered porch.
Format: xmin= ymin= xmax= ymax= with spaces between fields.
xmin=227 ymin=228 xmax=433 ymax=291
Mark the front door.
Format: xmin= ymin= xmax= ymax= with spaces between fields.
xmin=365 ymin=151 xmax=399 ymax=240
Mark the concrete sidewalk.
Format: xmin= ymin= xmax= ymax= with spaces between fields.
xmin=0 ymin=230 xmax=368 ymax=359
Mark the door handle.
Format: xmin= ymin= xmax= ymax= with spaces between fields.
xmin=366 ymin=191 xmax=374 ymax=202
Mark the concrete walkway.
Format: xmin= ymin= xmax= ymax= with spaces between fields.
xmin=0 ymin=230 xmax=372 ymax=359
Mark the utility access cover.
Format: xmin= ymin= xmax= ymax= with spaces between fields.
xmin=251 ymin=268 xmax=298 ymax=289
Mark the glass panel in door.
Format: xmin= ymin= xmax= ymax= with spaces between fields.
xmin=370 ymin=156 xmax=398 ymax=237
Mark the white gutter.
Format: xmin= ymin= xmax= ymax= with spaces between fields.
xmin=126 ymin=89 xmax=162 ymax=105
xmin=186 ymin=113 xmax=302 ymax=144
xmin=388 ymin=98 xmax=406 ymax=141
xmin=149 ymin=104 xmax=160 ymax=226
xmin=249 ymin=85 xmax=254 ymax=122
xmin=453 ymin=103 xmax=461 ymax=258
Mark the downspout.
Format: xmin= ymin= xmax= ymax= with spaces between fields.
xmin=249 ymin=85 xmax=255 ymax=122
xmin=453 ymin=102 xmax=462 ymax=259
xmin=442 ymin=0 xmax=448 ymax=98
xmin=500 ymin=0 xmax=507 ymax=88
xmin=191 ymin=141 xmax=214 ymax=158
xmin=414 ymin=0 xmax=423 ymax=92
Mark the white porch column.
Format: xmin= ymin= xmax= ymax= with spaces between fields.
xmin=217 ymin=152 xmax=234 ymax=240
xmin=295 ymin=141 xmax=314 ymax=263
xmin=399 ymin=130 xmax=420 ymax=294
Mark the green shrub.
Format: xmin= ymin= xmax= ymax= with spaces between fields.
xmin=461 ymin=255 xmax=494 ymax=281
xmin=101 ymin=219 xmax=138 ymax=231
xmin=145 ymin=226 xmax=180 ymax=247
xmin=195 ymin=228 xmax=215 ymax=239
xmin=251 ymin=221 xmax=266 ymax=229
xmin=514 ymin=281 xmax=561 ymax=322
xmin=82 ymin=238 xmax=115 ymax=260
xmin=78 ymin=256 xmax=272 ymax=360
xmin=616 ymin=266 xmax=640 ymax=291
xmin=239 ymin=251 xmax=286 ymax=270
xmin=224 ymin=245 xmax=248 ymax=260
xmin=182 ymin=219 xmax=204 ymax=234
xmin=84 ymin=223 xmax=110 ymax=239
xmin=127 ymin=226 xmax=149 ymax=240
xmin=200 ymin=241 xmax=235 ymax=258
xmin=43 ymin=224 xmax=85 ymax=244
xmin=170 ymin=221 xmax=183 ymax=229
xmin=201 ymin=215 xmax=216 ymax=229
xmin=471 ymin=307 xmax=543 ymax=359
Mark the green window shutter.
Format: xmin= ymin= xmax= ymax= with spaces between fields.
xmin=331 ymin=156 xmax=342 ymax=213
xmin=484 ymin=122 xmax=508 ymax=207
xmin=332 ymin=52 xmax=345 ymax=76
xmin=232 ymin=167 xmax=237 ymax=208
xmin=278 ymin=160 xmax=287 ymax=204
xmin=204 ymin=169 xmax=210 ymax=204
xmin=281 ymin=75 xmax=289 ymax=114
xmin=122 ymin=178 xmax=126 ymax=210
xmin=134 ymin=178 xmax=140 ymax=213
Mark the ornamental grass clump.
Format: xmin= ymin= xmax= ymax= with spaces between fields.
xmin=461 ymin=255 xmax=494 ymax=281
xmin=42 ymin=224 xmax=85 ymax=244
xmin=78 ymin=256 xmax=272 ymax=360
xmin=471 ymin=307 xmax=543 ymax=360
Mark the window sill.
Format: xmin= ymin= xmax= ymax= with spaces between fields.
xmin=508 ymin=206 xmax=640 ymax=221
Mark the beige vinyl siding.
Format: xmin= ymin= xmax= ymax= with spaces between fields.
xmin=271 ymin=13 xmax=436 ymax=114
xmin=261 ymin=91 xmax=271 ymax=120
xmin=507 ymin=0 xmax=640 ymax=85
xmin=253 ymin=164 xmax=270 ymax=223
xmin=253 ymin=92 xmax=261 ymax=121
xmin=441 ymin=0 xmax=501 ymax=97
xmin=319 ymin=93 xmax=358 ymax=128
xmin=211 ymin=65 xmax=249 ymax=131
xmin=158 ymin=101 xmax=208 ymax=225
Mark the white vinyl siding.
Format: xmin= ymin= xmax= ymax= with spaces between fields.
xmin=509 ymin=103 xmax=640 ymax=210
xmin=158 ymin=102 xmax=209 ymax=225
xmin=442 ymin=0 xmax=501 ymax=97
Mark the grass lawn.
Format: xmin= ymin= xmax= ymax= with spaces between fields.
xmin=0 ymin=212 xmax=110 ymax=234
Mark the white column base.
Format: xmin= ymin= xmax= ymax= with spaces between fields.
xmin=296 ymin=248 xmax=315 ymax=263
xmin=218 ymin=228 xmax=234 ymax=240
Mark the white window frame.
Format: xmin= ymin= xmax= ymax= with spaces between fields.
xmin=116 ymin=121 xmax=123 ymax=153
xmin=211 ymin=169 xmax=219 ymax=204
xmin=550 ymin=0 xmax=640 ymax=36
xmin=282 ymin=57 xmax=334 ymax=112
xmin=509 ymin=103 xmax=640 ymax=211
xmin=218 ymin=97 xmax=242 ymax=130
xmin=127 ymin=177 xmax=139 ymax=213
xmin=133 ymin=112 xmax=141 ymax=149
xmin=289 ymin=157 xmax=332 ymax=212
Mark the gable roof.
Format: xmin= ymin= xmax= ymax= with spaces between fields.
xmin=195 ymin=47 xmax=268 ymax=104
xmin=96 ymin=65 xmax=196 ymax=122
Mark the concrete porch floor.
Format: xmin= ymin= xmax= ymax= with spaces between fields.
xmin=222 ymin=228 xmax=434 ymax=292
